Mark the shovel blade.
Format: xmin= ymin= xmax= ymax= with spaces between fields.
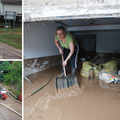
xmin=55 ymin=76 xmax=79 ymax=91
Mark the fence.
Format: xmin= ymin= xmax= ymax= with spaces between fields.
xmin=0 ymin=15 xmax=22 ymax=28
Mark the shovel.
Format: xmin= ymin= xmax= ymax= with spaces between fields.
xmin=55 ymin=54 xmax=79 ymax=92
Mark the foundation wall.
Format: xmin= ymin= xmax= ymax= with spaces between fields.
xmin=24 ymin=55 xmax=61 ymax=76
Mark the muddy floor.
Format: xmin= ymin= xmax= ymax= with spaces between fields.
xmin=0 ymin=42 xmax=22 ymax=59
xmin=0 ymin=95 xmax=22 ymax=120
xmin=24 ymin=65 xmax=120 ymax=120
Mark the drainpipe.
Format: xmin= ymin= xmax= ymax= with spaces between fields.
xmin=0 ymin=1 xmax=4 ymax=15
xmin=2 ymin=3 xmax=4 ymax=15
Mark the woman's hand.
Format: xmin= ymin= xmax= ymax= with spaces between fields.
xmin=62 ymin=60 xmax=67 ymax=66
xmin=59 ymin=49 xmax=63 ymax=54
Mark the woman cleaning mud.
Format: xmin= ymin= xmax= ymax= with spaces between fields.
xmin=55 ymin=26 xmax=79 ymax=76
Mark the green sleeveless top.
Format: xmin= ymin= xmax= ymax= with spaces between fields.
xmin=55 ymin=33 xmax=77 ymax=49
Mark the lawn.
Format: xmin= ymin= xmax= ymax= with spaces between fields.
xmin=0 ymin=28 xmax=22 ymax=50
xmin=0 ymin=28 xmax=22 ymax=32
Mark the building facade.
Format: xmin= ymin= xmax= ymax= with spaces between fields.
xmin=0 ymin=0 xmax=22 ymax=15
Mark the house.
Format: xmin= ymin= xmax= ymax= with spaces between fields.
xmin=0 ymin=0 xmax=22 ymax=16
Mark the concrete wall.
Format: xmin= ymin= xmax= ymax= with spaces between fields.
xmin=24 ymin=22 xmax=66 ymax=59
xmin=24 ymin=0 xmax=120 ymax=22
xmin=24 ymin=55 xmax=61 ymax=76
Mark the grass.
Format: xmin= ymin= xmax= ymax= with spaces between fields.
xmin=0 ymin=28 xmax=22 ymax=50
xmin=0 ymin=33 xmax=22 ymax=50
xmin=0 ymin=28 xmax=22 ymax=32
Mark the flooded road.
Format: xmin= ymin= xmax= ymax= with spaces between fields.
xmin=24 ymin=65 xmax=120 ymax=120
xmin=0 ymin=95 xmax=22 ymax=120
xmin=0 ymin=42 xmax=22 ymax=59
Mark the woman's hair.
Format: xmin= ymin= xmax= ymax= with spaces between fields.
xmin=55 ymin=26 xmax=67 ymax=35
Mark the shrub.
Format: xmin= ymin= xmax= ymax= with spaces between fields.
xmin=0 ymin=61 xmax=10 ymax=73
xmin=3 ymin=61 xmax=22 ymax=91
xmin=0 ymin=72 xmax=3 ymax=82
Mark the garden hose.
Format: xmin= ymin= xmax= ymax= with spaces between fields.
xmin=0 ymin=87 xmax=22 ymax=104
xmin=0 ymin=88 xmax=22 ymax=117
xmin=7 ymin=92 xmax=22 ymax=104
xmin=25 ymin=69 xmax=60 ymax=99
xmin=0 ymin=102 xmax=22 ymax=117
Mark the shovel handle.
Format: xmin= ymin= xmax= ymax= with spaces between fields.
xmin=62 ymin=54 xmax=66 ymax=77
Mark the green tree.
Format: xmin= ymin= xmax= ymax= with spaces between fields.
xmin=3 ymin=61 xmax=22 ymax=90
xmin=0 ymin=61 xmax=10 ymax=82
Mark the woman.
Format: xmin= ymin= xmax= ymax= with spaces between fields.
xmin=55 ymin=26 xmax=79 ymax=76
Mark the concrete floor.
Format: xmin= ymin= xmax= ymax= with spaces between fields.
xmin=24 ymin=65 xmax=120 ymax=120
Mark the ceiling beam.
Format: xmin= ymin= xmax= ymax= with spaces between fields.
xmin=58 ymin=21 xmax=68 ymax=27
xmin=67 ymin=24 xmax=120 ymax=31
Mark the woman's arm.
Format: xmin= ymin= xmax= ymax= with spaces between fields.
xmin=63 ymin=41 xmax=74 ymax=66
xmin=55 ymin=38 xmax=63 ymax=54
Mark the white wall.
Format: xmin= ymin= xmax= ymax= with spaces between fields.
xmin=24 ymin=21 xmax=120 ymax=59
xmin=73 ymin=30 xmax=120 ymax=53
xmin=0 ymin=3 xmax=3 ymax=15
xmin=24 ymin=22 xmax=64 ymax=59
xmin=97 ymin=31 xmax=120 ymax=53
xmin=4 ymin=4 xmax=22 ymax=14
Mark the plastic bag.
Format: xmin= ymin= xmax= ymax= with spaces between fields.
xmin=99 ymin=69 xmax=120 ymax=83
xmin=80 ymin=61 xmax=102 ymax=77
xmin=99 ymin=60 xmax=117 ymax=73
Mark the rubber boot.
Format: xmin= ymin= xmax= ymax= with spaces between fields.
xmin=71 ymin=68 xmax=76 ymax=76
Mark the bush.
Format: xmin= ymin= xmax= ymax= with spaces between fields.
xmin=3 ymin=61 xmax=22 ymax=91
xmin=0 ymin=61 xmax=10 ymax=73
xmin=0 ymin=72 xmax=3 ymax=82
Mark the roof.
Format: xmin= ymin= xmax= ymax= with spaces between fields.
xmin=1 ymin=0 xmax=22 ymax=4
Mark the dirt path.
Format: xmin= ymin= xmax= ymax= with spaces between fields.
xmin=24 ymin=65 xmax=120 ymax=120
xmin=0 ymin=95 xmax=22 ymax=120
xmin=0 ymin=42 xmax=22 ymax=59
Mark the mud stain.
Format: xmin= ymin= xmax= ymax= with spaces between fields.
xmin=24 ymin=65 xmax=120 ymax=120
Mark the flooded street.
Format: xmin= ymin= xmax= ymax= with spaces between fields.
xmin=0 ymin=42 xmax=22 ymax=59
xmin=0 ymin=95 xmax=22 ymax=120
xmin=24 ymin=65 xmax=120 ymax=120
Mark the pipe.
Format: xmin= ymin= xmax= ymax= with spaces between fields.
xmin=24 ymin=75 xmax=32 ymax=83
xmin=0 ymin=102 xmax=22 ymax=117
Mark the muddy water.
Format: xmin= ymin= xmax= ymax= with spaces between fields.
xmin=24 ymin=65 xmax=120 ymax=120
